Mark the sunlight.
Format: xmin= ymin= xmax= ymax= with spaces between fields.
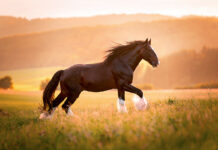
xmin=0 ymin=0 xmax=217 ymax=18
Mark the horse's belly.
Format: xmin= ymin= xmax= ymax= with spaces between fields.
xmin=84 ymin=86 xmax=113 ymax=92
xmin=81 ymin=75 xmax=116 ymax=92
xmin=82 ymin=80 xmax=115 ymax=92
xmin=80 ymin=65 xmax=116 ymax=92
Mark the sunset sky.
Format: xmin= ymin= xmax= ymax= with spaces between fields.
xmin=0 ymin=0 xmax=217 ymax=19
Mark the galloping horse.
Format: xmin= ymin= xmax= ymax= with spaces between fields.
xmin=40 ymin=38 xmax=159 ymax=119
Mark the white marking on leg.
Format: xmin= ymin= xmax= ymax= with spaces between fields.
xmin=66 ymin=107 xmax=74 ymax=116
xmin=117 ymin=99 xmax=128 ymax=113
xmin=39 ymin=107 xmax=56 ymax=119
xmin=132 ymin=95 xmax=149 ymax=111
xmin=39 ymin=112 xmax=48 ymax=119
xmin=50 ymin=107 xmax=56 ymax=116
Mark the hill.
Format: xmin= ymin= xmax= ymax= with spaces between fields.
xmin=143 ymin=47 xmax=218 ymax=88
xmin=0 ymin=14 xmax=173 ymax=38
xmin=0 ymin=17 xmax=218 ymax=70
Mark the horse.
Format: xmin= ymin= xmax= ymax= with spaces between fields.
xmin=39 ymin=38 xmax=159 ymax=119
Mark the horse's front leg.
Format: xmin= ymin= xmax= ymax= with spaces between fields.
xmin=117 ymin=88 xmax=128 ymax=113
xmin=123 ymin=84 xmax=149 ymax=110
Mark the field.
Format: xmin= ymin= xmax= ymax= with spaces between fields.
xmin=0 ymin=67 xmax=63 ymax=91
xmin=0 ymin=89 xmax=217 ymax=150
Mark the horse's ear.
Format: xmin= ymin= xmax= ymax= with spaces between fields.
xmin=145 ymin=38 xmax=148 ymax=45
xmin=149 ymin=38 xmax=151 ymax=45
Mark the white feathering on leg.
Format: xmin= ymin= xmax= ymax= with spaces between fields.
xmin=66 ymin=107 xmax=74 ymax=116
xmin=117 ymin=99 xmax=128 ymax=113
xmin=132 ymin=95 xmax=149 ymax=111
xmin=39 ymin=107 xmax=56 ymax=119
xmin=39 ymin=112 xmax=48 ymax=119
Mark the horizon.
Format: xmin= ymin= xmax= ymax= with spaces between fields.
xmin=0 ymin=0 xmax=217 ymax=19
xmin=0 ymin=13 xmax=218 ymax=20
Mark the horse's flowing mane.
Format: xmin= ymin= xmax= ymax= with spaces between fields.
xmin=104 ymin=40 xmax=144 ymax=63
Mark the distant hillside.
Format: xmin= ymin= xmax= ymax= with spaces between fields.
xmin=0 ymin=17 xmax=218 ymax=70
xmin=0 ymin=14 xmax=173 ymax=37
xmin=143 ymin=47 xmax=218 ymax=88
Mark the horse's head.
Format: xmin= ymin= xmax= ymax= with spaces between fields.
xmin=139 ymin=38 xmax=159 ymax=67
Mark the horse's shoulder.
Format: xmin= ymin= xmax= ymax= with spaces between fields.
xmin=111 ymin=59 xmax=133 ymax=77
xmin=113 ymin=59 xmax=132 ymax=69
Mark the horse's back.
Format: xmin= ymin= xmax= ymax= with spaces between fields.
xmin=60 ymin=63 xmax=116 ymax=92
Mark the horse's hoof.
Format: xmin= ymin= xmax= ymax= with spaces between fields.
xmin=132 ymin=95 xmax=149 ymax=111
xmin=39 ymin=107 xmax=56 ymax=119
xmin=118 ymin=108 xmax=128 ymax=113
xmin=66 ymin=108 xmax=74 ymax=117
xmin=117 ymin=99 xmax=128 ymax=113
xmin=39 ymin=112 xmax=52 ymax=119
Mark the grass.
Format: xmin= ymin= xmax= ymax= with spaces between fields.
xmin=0 ymin=91 xmax=217 ymax=150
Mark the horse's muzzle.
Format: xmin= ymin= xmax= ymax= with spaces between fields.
xmin=152 ymin=61 xmax=160 ymax=67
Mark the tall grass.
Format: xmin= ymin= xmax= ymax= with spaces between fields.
xmin=0 ymin=93 xmax=217 ymax=150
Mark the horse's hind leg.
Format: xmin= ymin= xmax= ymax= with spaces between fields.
xmin=49 ymin=93 xmax=66 ymax=114
xmin=62 ymin=91 xmax=81 ymax=116
xmin=39 ymin=93 xmax=66 ymax=119
xmin=52 ymin=93 xmax=66 ymax=108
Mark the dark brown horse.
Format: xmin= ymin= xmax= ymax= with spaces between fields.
xmin=39 ymin=38 xmax=159 ymax=119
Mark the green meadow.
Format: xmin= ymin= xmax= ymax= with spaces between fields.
xmin=0 ymin=90 xmax=217 ymax=150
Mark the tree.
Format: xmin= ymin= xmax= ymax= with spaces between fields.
xmin=39 ymin=78 xmax=61 ymax=91
xmin=39 ymin=78 xmax=50 ymax=91
xmin=0 ymin=76 xmax=13 ymax=89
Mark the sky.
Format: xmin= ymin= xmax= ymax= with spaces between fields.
xmin=0 ymin=0 xmax=217 ymax=19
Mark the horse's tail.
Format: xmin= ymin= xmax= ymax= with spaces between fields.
xmin=42 ymin=70 xmax=63 ymax=111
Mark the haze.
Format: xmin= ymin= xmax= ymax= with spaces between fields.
xmin=0 ymin=0 xmax=218 ymax=19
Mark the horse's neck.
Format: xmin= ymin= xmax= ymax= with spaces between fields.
xmin=129 ymin=54 xmax=142 ymax=71
xmin=122 ymin=49 xmax=142 ymax=71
